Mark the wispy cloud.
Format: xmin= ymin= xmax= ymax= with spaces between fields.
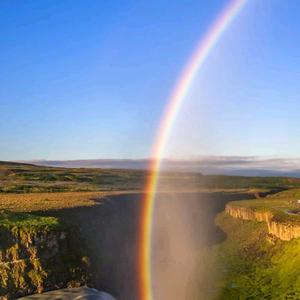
xmin=162 ymin=156 xmax=300 ymax=176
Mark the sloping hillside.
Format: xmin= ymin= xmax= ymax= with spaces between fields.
xmin=199 ymin=189 xmax=300 ymax=299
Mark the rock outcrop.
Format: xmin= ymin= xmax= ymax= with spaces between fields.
xmin=267 ymin=221 xmax=300 ymax=241
xmin=0 ymin=212 xmax=90 ymax=299
xmin=226 ymin=204 xmax=300 ymax=241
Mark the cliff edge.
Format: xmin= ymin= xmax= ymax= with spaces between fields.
xmin=0 ymin=211 xmax=89 ymax=299
xmin=225 ymin=190 xmax=300 ymax=241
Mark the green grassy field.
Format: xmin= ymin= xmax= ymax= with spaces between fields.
xmin=211 ymin=213 xmax=300 ymax=299
xmin=0 ymin=161 xmax=147 ymax=193
xmin=2 ymin=160 xmax=300 ymax=221
xmin=2 ymin=161 xmax=300 ymax=195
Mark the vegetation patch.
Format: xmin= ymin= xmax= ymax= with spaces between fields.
xmin=2 ymin=161 xmax=300 ymax=194
xmin=0 ymin=211 xmax=89 ymax=299
xmin=199 ymin=213 xmax=300 ymax=299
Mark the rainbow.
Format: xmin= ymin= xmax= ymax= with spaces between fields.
xmin=139 ymin=1 xmax=247 ymax=299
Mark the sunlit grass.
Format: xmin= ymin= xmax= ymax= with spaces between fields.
xmin=213 ymin=213 xmax=300 ymax=299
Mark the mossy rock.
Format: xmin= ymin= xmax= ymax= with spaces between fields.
xmin=0 ymin=211 xmax=90 ymax=298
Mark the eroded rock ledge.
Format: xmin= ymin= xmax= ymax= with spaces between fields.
xmin=0 ymin=212 xmax=89 ymax=299
xmin=226 ymin=204 xmax=300 ymax=241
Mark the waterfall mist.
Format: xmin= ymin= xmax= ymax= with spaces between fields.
xmin=151 ymin=191 xmax=221 ymax=300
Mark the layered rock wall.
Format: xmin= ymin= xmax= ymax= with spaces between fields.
xmin=226 ymin=204 xmax=300 ymax=241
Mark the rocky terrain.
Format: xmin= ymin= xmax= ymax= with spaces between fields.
xmin=0 ymin=211 xmax=89 ymax=299
xmin=226 ymin=190 xmax=300 ymax=240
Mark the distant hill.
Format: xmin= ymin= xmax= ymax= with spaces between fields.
xmin=25 ymin=159 xmax=149 ymax=170
xmin=22 ymin=157 xmax=300 ymax=177
xmin=0 ymin=160 xmax=36 ymax=167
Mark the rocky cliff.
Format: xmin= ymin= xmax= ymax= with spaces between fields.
xmin=226 ymin=204 xmax=300 ymax=241
xmin=0 ymin=211 xmax=89 ymax=299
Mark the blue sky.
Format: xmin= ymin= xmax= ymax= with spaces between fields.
xmin=1 ymin=0 xmax=300 ymax=160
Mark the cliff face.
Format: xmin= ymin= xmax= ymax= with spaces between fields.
xmin=267 ymin=221 xmax=300 ymax=241
xmin=0 ymin=212 xmax=89 ymax=299
xmin=226 ymin=205 xmax=272 ymax=223
xmin=226 ymin=205 xmax=300 ymax=241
